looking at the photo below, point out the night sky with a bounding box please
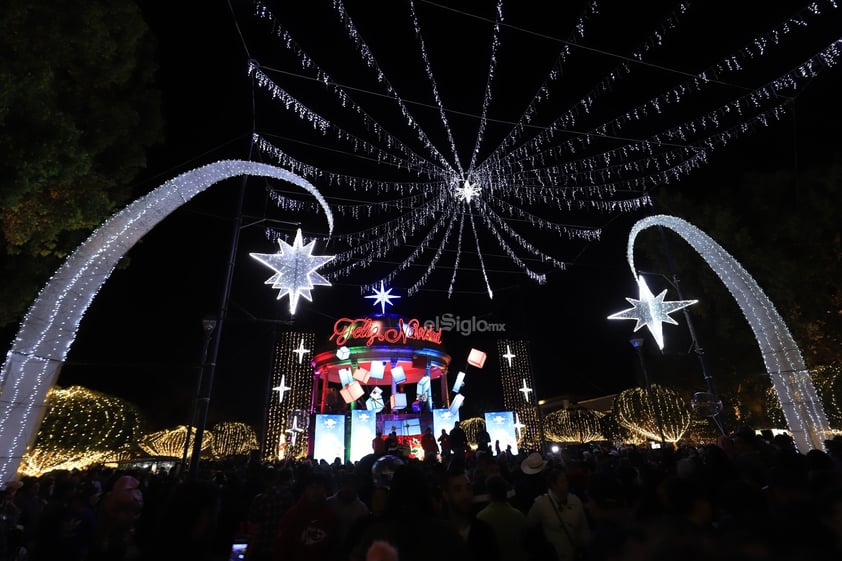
[28,0,842,433]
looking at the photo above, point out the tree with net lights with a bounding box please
[614,384,691,443]
[211,422,260,458]
[19,385,144,476]
[543,408,604,444]
[460,417,486,449]
[139,426,213,459]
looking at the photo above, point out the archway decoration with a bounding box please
[626,214,829,453]
[0,160,333,484]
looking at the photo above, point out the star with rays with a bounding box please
[285,416,304,446]
[272,374,292,403]
[453,179,481,203]
[292,338,310,364]
[519,379,533,401]
[608,274,698,350]
[250,228,335,315]
[365,280,401,314]
[502,345,516,367]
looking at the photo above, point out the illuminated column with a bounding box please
[497,339,542,451]
[263,331,316,461]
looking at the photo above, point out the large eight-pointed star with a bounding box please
[608,275,697,350]
[250,228,335,314]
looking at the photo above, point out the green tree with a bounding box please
[0,0,162,326]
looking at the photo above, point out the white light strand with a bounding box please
[407,0,465,175]
[468,210,494,299]
[253,1,449,171]
[626,215,830,452]
[447,211,466,299]
[466,0,504,173]
[0,161,331,486]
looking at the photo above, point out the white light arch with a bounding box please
[627,214,829,453]
[0,160,334,484]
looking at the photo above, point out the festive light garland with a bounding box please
[250,1,841,298]
[263,331,316,461]
[497,339,542,450]
[625,215,830,452]
[613,385,691,443]
[140,426,213,458]
[0,160,332,486]
[18,386,143,476]
[543,409,605,444]
[460,417,486,450]
[210,422,260,458]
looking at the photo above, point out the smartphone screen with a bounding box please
[230,542,247,561]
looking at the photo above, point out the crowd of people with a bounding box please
[0,426,841,561]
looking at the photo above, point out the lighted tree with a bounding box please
[460,417,486,449]
[614,384,691,443]
[211,422,260,458]
[543,409,604,444]
[140,426,213,458]
[21,385,144,475]
[765,364,842,432]
[0,0,162,326]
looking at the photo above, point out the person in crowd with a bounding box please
[449,422,468,463]
[527,467,589,561]
[274,469,338,561]
[384,431,398,455]
[372,432,386,456]
[438,429,452,462]
[512,452,549,515]
[244,466,295,561]
[326,472,369,554]
[476,474,528,561]
[91,474,144,561]
[441,467,499,561]
[421,427,439,462]
[476,427,491,455]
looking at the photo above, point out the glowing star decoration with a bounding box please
[273,375,292,403]
[365,281,401,314]
[502,345,516,367]
[285,416,304,446]
[519,379,533,401]
[292,339,311,364]
[513,413,526,439]
[608,274,698,350]
[249,228,335,315]
[454,180,481,203]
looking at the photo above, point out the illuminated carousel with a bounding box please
[309,312,453,461]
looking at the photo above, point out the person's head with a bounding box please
[337,472,360,501]
[369,485,389,516]
[485,474,510,502]
[302,471,330,505]
[546,468,569,499]
[441,428,447,435]
[442,469,473,517]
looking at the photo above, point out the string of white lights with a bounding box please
[407,0,466,175]
[626,215,831,452]
[407,212,460,296]
[468,209,494,299]
[447,211,466,298]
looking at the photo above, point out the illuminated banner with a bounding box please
[485,411,519,456]
[432,408,459,441]
[313,414,345,463]
[349,409,377,462]
[330,317,443,346]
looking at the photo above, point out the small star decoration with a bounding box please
[365,281,401,314]
[249,228,335,315]
[608,274,698,350]
[454,180,481,203]
[502,345,516,367]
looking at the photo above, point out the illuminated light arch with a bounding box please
[0,160,333,484]
[627,214,830,452]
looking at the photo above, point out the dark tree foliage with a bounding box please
[0,0,163,326]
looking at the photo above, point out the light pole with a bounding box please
[640,270,726,435]
[182,317,217,474]
[630,337,666,446]
[188,316,218,479]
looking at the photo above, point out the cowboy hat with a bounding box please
[520,452,548,475]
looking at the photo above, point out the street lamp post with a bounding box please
[188,317,218,479]
[182,317,217,474]
[630,337,666,446]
